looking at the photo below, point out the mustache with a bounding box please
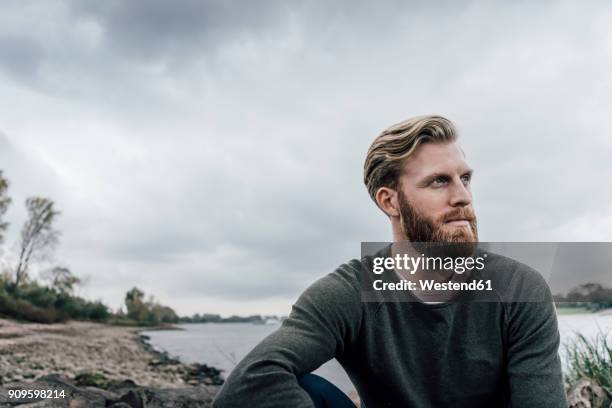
[440,207,476,223]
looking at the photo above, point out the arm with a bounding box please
[505,267,567,407]
[213,262,363,408]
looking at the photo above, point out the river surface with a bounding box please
[142,312,612,394]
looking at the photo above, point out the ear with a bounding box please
[375,187,400,217]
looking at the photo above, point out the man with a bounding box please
[213,115,567,407]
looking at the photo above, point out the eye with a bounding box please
[461,173,472,184]
[431,176,449,186]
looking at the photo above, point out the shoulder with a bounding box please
[479,250,553,302]
[299,258,365,304]
[286,259,367,341]
[478,252,559,340]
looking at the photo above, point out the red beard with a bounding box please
[398,192,478,243]
[398,191,479,257]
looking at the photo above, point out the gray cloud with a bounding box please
[68,0,293,62]
[0,34,45,83]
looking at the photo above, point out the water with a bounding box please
[142,322,355,392]
[142,312,612,394]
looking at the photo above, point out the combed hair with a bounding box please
[363,115,458,205]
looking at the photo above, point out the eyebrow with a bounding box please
[417,168,473,187]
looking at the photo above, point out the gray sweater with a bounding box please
[213,251,567,407]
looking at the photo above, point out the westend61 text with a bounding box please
[373,279,493,291]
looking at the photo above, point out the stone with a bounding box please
[0,376,220,408]
[567,378,611,408]
[107,390,143,408]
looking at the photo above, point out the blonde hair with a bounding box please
[363,115,458,204]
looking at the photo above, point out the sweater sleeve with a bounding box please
[504,265,568,408]
[212,262,363,408]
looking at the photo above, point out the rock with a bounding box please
[11,401,60,407]
[0,375,220,408]
[141,386,219,408]
[181,363,223,386]
[567,378,612,408]
[0,374,108,407]
[107,389,143,408]
[108,379,138,394]
[148,359,162,367]
[107,404,133,408]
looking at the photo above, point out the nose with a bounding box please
[449,176,472,207]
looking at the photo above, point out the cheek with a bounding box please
[410,193,447,220]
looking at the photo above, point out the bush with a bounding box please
[16,283,58,309]
[0,281,110,323]
[0,288,62,323]
[73,372,116,389]
[83,301,111,321]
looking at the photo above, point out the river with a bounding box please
[142,312,612,394]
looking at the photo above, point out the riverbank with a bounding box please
[0,318,223,407]
[556,306,612,316]
[2,317,610,407]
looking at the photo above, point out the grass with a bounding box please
[564,330,612,396]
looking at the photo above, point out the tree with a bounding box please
[42,266,80,294]
[125,287,179,325]
[0,171,11,244]
[14,197,60,287]
[125,287,147,322]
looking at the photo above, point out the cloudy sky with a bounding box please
[1,1,611,316]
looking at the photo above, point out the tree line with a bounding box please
[0,170,177,325]
[554,282,612,311]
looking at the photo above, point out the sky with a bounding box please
[1,0,611,316]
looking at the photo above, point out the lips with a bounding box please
[441,209,475,227]
[445,218,471,226]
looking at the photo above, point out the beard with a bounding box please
[398,189,479,257]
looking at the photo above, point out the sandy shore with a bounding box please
[0,318,209,388]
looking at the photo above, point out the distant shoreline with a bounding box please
[556,306,612,316]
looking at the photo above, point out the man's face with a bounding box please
[397,141,478,243]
